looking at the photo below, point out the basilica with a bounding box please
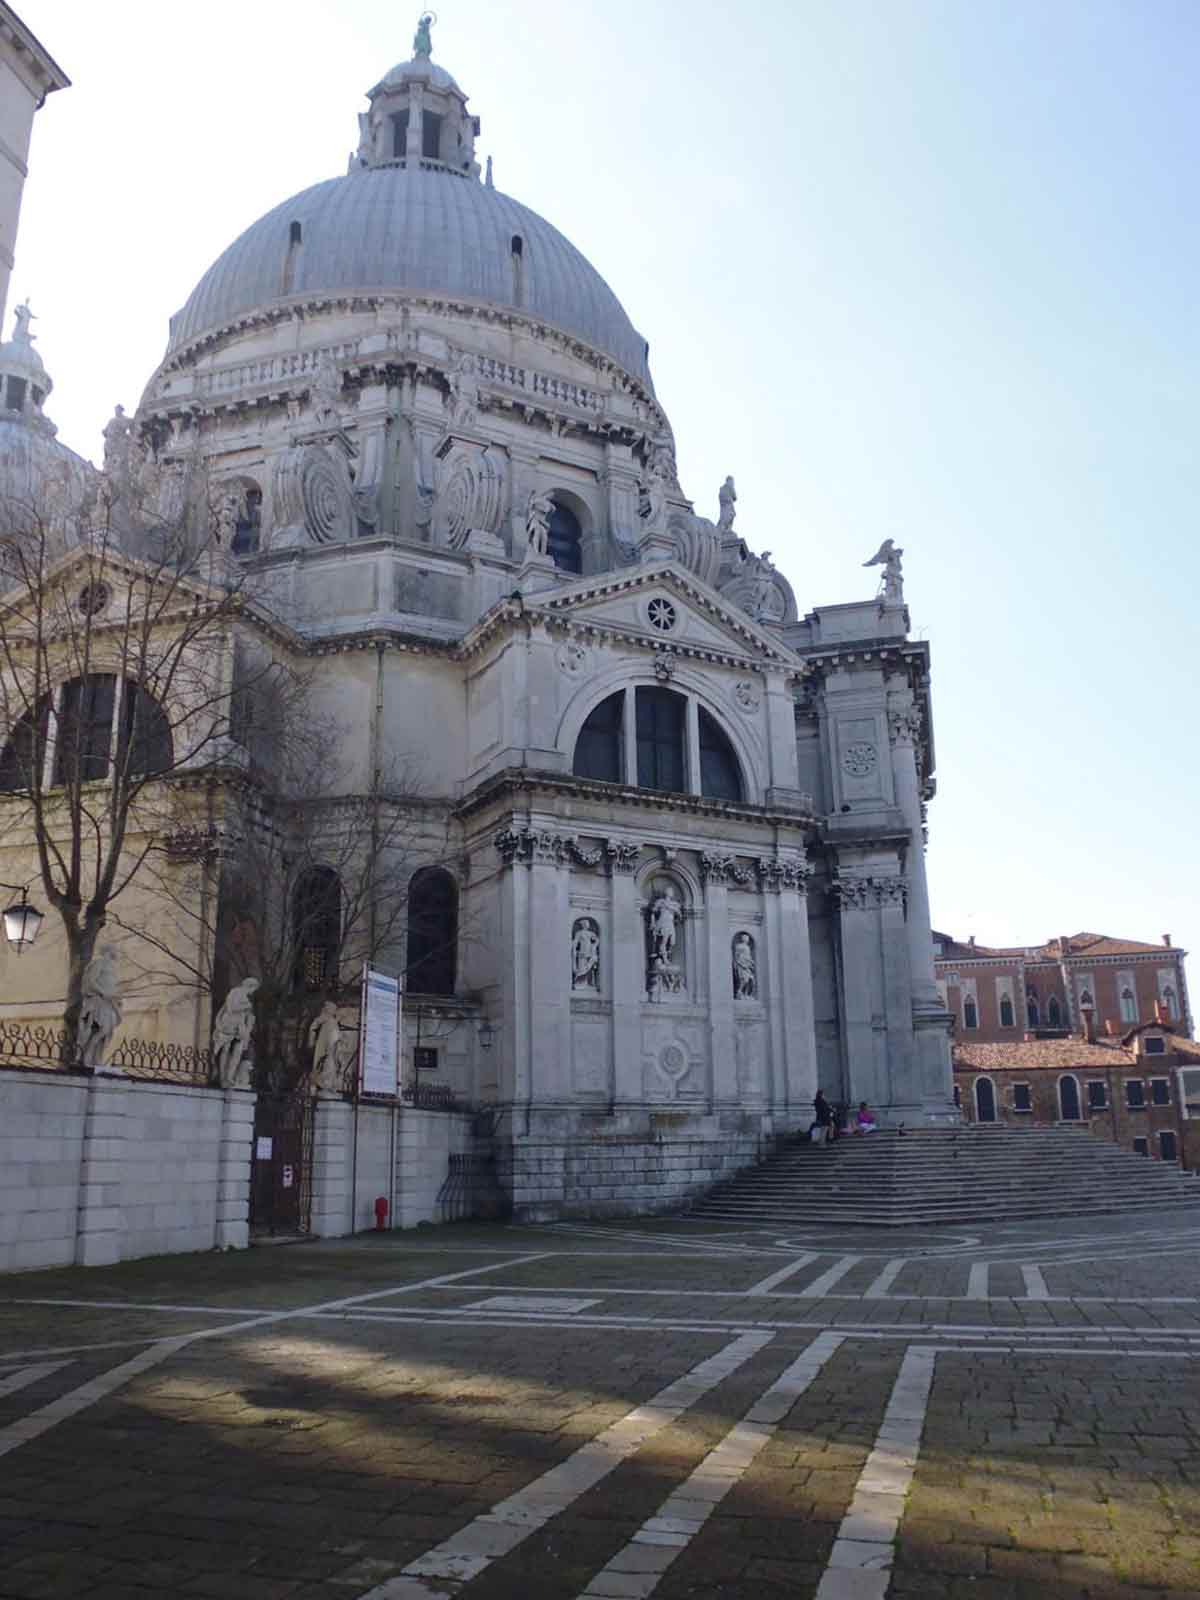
[0,20,955,1218]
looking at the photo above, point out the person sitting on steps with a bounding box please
[854,1101,878,1135]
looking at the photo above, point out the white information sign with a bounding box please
[360,967,401,1097]
[255,1136,273,1160]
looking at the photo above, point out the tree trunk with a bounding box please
[62,915,104,1067]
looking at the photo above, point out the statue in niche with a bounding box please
[638,458,668,531]
[213,977,259,1088]
[717,475,737,533]
[213,486,244,546]
[446,351,479,428]
[646,888,684,1001]
[751,552,777,621]
[307,1000,344,1094]
[732,933,757,999]
[571,918,601,990]
[526,488,554,557]
[102,405,134,480]
[863,538,904,605]
[78,946,122,1069]
[311,350,341,426]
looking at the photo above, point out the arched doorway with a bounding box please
[1058,1075,1081,1121]
[974,1077,997,1123]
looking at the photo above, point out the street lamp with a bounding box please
[1,885,44,954]
[477,1018,496,1051]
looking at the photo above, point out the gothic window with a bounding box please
[406,867,457,996]
[1120,987,1137,1023]
[974,1077,996,1122]
[698,708,742,801]
[1026,989,1040,1027]
[0,694,51,792]
[293,867,341,990]
[1046,995,1061,1028]
[999,995,1015,1029]
[1162,985,1179,1020]
[547,500,582,574]
[963,997,978,1030]
[1058,1075,1081,1121]
[636,687,685,793]
[573,691,623,783]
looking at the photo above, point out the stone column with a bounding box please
[495,828,533,1125]
[75,1071,127,1267]
[768,852,818,1125]
[215,1087,255,1249]
[606,838,644,1109]
[526,831,572,1111]
[889,701,956,1112]
[406,85,424,163]
[685,697,702,796]
[700,854,736,1111]
[309,1097,354,1239]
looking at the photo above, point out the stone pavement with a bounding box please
[2,1208,1200,1598]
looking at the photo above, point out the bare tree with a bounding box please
[0,456,292,1059]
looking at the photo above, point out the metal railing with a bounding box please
[0,1018,213,1085]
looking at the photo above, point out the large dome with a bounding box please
[167,166,652,385]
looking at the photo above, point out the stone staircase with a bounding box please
[689,1125,1200,1227]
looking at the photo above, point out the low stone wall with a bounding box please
[499,1108,780,1222]
[310,1099,481,1237]
[0,1068,253,1273]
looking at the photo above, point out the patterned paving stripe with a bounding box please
[746,1253,819,1295]
[0,1338,191,1461]
[861,1259,909,1298]
[575,1332,844,1599]
[966,1262,990,1299]
[798,1256,864,1297]
[1020,1264,1050,1299]
[0,1362,69,1398]
[353,1330,775,1600]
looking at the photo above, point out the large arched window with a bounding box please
[546,499,582,575]
[1026,988,1040,1028]
[293,867,342,990]
[1058,1074,1082,1122]
[0,694,51,792]
[573,691,622,783]
[571,686,745,802]
[406,867,458,996]
[1119,987,1137,1023]
[0,676,172,791]
[1046,995,1062,1028]
[999,994,1015,1029]
[637,687,685,792]
[698,709,742,802]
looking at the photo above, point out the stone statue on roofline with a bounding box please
[717,475,737,533]
[11,300,35,350]
[413,12,434,57]
[863,538,904,605]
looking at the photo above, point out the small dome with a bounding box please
[166,166,652,384]
[372,55,461,95]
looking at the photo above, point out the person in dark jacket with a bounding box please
[812,1088,834,1147]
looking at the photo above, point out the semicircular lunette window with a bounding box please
[573,691,623,782]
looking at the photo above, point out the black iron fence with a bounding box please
[0,1018,213,1085]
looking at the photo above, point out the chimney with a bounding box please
[967,935,976,950]
[1080,1006,1095,1043]
[1163,933,1172,948]
[1104,1018,1118,1036]
[1155,999,1171,1026]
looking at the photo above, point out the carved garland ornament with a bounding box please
[493,829,622,871]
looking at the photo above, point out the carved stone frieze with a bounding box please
[888,703,923,746]
[494,827,573,867]
[604,838,641,875]
[699,852,737,886]
[831,874,908,911]
[734,679,761,713]
[756,853,811,894]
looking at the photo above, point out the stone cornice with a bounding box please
[0,10,70,99]
[456,766,817,830]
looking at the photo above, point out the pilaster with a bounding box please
[763,852,817,1121]
[75,1072,127,1267]
[699,854,737,1109]
[215,1088,255,1249]
[607,837,644,1108]
[310,1098,354,1239]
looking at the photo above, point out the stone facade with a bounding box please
[0,28,956,1224]
[0,5,68,334]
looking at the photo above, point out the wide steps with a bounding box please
[689,1126,1200,1226]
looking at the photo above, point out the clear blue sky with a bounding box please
[14,0,1199,979]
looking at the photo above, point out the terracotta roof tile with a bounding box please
[935,930,1185,961]
[953,1039,1136,1070]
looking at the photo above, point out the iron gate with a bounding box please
[250,1093,314,1235]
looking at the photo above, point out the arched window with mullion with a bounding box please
[698,708,742,801]
[573,690,623,783]
[636,687,685,793]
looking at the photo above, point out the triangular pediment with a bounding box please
[525,563,800,667]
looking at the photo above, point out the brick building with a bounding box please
[953,1025,1200,1169]
[934,931,1191,1042]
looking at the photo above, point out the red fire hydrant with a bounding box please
[374,1196,389,1231]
